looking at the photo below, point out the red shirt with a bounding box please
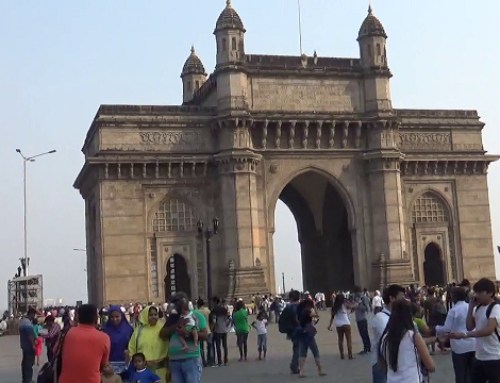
[59,324,110,383]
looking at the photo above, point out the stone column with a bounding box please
[214,119,268,298]
[365,120,413,285]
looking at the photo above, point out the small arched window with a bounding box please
[195,81,200,90]
[367,44,372,57]
[222,38,227,52]
[376,43,382,55]
[239,39,244,53]
[187,81,192,91]
[232,37,237,50]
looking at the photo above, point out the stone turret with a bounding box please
[181,46,207,104]
[357,6,392,114]
[213,0,248,112]
[214,0,246,67]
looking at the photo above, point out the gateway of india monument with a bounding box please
[75,1,498,306]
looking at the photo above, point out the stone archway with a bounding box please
[273,170,355,296]
[423,243,445,286]
[164,253,191,301]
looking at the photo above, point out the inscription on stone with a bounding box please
[252,82,355,112]
[140,132,202,147]
[399,132,451,151]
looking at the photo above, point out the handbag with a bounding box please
[37,328,70,383]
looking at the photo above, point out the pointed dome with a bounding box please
[215,0,245,33]
[181,46,206,77]
[358,5,387,40]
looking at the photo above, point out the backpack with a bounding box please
[485,300,500,343]
[278,305,297,334]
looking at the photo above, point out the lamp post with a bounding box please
[197,217,219,306]
[282,272,286,295]
[16,148,56,276]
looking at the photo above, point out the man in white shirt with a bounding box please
[436,287,475,383]
[451,278,500,382]
[370,284,405,383]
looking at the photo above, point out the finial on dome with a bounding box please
[226,0,232,7]
[191,45,195,54]
[368,0,373,14]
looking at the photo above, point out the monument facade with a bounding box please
[75,1,498,305]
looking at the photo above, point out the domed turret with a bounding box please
[358,5,387,40]
[215,0,245,33]
[181,46,207,77]
[214,0,246,67]
[357,5,388,69]
[357,6,393,114]
[181,46,207,104]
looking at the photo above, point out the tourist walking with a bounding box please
[251,311,268,360]
[278,289,301,374]
[378,300,435,383]
[296,299,326,377]
[128,306,169,383]
[436,287,475,383]
[59,304,111,383]
[211,297,230,366]
[19,307,37,383]
[450,278,500,382]
[196,298,214,367]
[103,305,134,381]
[353,286,372,354]
[44,315,61,362]
[233,300,250,361]
[328,293,354,359]
[371,284,406,383]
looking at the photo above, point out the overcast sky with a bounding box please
[1,1,499,308]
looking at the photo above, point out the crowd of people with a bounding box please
[14,277,500,383]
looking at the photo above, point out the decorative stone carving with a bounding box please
[269,164,279,174]
[302,121,309,149]
[329,121,335,149]
[342,121,349,148]
[399,132,451,151]
[289,121,296,149]
[275,121,282,149]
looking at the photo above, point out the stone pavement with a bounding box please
[0,314,454,383]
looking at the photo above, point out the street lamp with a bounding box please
[197,217,219,306]
[16,149,56,277]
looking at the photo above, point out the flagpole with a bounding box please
[298,0,303,55]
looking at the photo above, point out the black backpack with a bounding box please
[278,305,297,334]
[485,300,500,342]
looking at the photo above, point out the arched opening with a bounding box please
[423,243,445,286]
[274,170,354,297]
[411,191,456,283]
[164,253,191,301]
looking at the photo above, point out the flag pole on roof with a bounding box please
[297,0,303,56]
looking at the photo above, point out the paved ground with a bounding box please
[1,313,454,383]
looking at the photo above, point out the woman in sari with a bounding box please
[128,306,169,383]
[103,305,134,380]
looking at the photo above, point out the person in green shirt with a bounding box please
[232,300,250,361]
[160,293,208,383]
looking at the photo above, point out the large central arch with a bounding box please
[271,168,356,295]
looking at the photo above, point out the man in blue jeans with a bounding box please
[19,307,37,383]
[287,290,301,374]
[160,293,208,383]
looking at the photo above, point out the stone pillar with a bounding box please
[365,120,413,285]
[214,119,267,298]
